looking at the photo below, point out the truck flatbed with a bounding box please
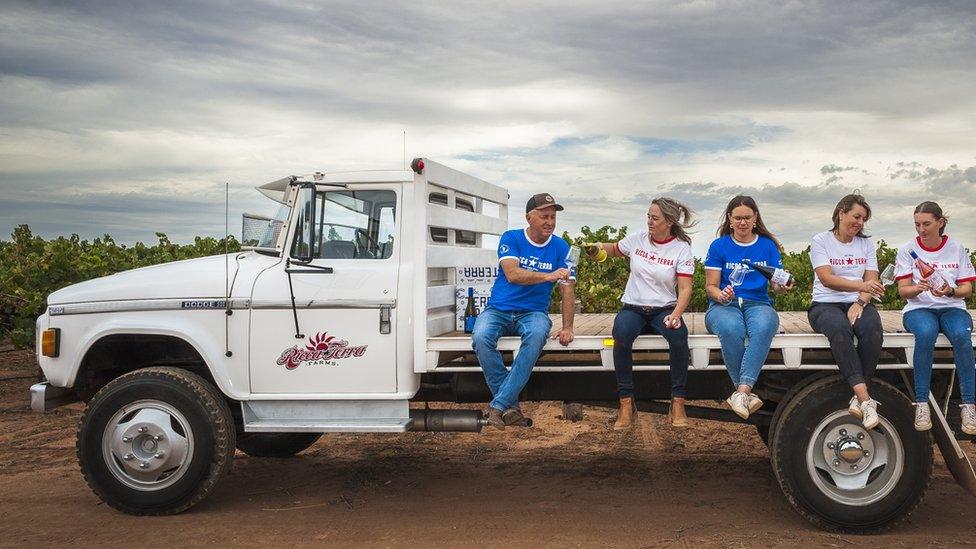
[426,310,976,372]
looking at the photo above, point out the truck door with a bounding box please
[249,185,400,394]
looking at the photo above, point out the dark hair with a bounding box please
[650,196,696,244]
[716,195,782,251]
[914,201,948,235]
[830,193,871,238]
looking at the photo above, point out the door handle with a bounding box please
[379,305,391,334]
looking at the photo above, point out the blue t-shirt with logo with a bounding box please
[488,229,573,312]
[704,234,782,304]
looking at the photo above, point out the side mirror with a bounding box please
[295,183,317,263]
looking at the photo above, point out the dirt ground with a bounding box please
[2,348,975,548]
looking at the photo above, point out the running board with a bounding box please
[241,400,413,433]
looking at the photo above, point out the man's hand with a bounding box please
[553,327,574,346]
[546,268,570,283]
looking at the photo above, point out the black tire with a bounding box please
[767,372,832,449]
[77,367,235,515]
[236,432,322,458]
[770,375,932,534]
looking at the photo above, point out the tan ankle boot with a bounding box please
[613,397,635,430]
[669,398,689,428]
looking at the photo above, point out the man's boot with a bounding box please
[613,396,635,431]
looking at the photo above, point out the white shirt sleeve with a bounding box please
[616,233,636,257]
[676,244,695,277]
[810,232,829,269]
[957,244,976,284]
[864,238,879,272]
[894,244,913,281]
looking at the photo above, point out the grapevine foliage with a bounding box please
[0,225,239,347]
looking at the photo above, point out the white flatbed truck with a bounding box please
[30,158,976,533]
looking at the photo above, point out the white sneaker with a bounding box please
[860,399,880,430]
[913,403,932,431]
[747,393,763,414]
[848,396,863,419]
[961,404,976,436]
[727,391,750,419]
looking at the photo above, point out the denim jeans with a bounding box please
[705,299,779,388]
[808,301,883,388]
[611,304,689,398]
[472,306,552,411]
[903,307,975,404]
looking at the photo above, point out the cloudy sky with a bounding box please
[2,0,975,258]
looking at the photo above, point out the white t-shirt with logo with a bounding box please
[895,235,976,312]
[616,232,695,308]
[810,231,879,303]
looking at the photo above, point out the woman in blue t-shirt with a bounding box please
[704,196,794,419]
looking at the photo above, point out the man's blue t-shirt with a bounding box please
[488,229,573,312]
[704,234,782,304]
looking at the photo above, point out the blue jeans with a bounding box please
[472,306,552,411]
[612,304,689,398]
[705,299,779,388]
[903,307,975,404]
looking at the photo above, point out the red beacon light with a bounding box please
[410,158,425,174]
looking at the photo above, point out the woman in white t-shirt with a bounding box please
[807,193,886,429]
[585,197,696,430]
[894,201,976,434]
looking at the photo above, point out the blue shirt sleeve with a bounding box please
[497,230,519,262]
[704,237,724,269]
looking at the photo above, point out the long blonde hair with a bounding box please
[651,196,696,244]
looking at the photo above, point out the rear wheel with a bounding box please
[77,367,235,515]
[770,376,931,534]
[236,432,322,458]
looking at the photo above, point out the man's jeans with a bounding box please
[705,299,779,388]
[472,306,552,411]
[903,307,975,404]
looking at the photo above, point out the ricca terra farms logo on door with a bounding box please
[276,332,368,370]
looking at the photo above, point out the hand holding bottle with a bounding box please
[583,243,608,262]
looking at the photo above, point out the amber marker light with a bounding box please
[41,328,60,357]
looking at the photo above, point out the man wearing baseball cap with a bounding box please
[472,193,576,429]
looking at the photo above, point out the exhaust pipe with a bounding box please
[409,409,486,432]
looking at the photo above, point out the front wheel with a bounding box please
[770,376,932,534]
[77,367,236,515]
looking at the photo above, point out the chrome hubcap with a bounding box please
[102,400,194,491]
[807,410,903,506]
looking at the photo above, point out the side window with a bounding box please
[428,192,476,245]
[291,189,396,260]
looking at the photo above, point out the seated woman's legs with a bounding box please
[740,302,779,389]
[705,302,747,387]
[903,308,939,403]
[939,308,976,405]
[647,307,690,425]
[611,307,646,429]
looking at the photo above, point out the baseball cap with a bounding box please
[525,193,564,213]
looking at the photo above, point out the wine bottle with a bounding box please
[740,258,792,286]
[583,243,608,263]
[463,287,478,333]
[908,250,949,291]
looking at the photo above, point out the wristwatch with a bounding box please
[947,286,956,297]
[855,298,868,308]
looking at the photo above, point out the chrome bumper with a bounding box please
[29,382,78,412]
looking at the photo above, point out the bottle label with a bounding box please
[771,269,791,286]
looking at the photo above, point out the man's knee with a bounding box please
[472,325,499,351]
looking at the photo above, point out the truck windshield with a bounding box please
[243,204,290,250]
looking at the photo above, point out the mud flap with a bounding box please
[929,393,976,495]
